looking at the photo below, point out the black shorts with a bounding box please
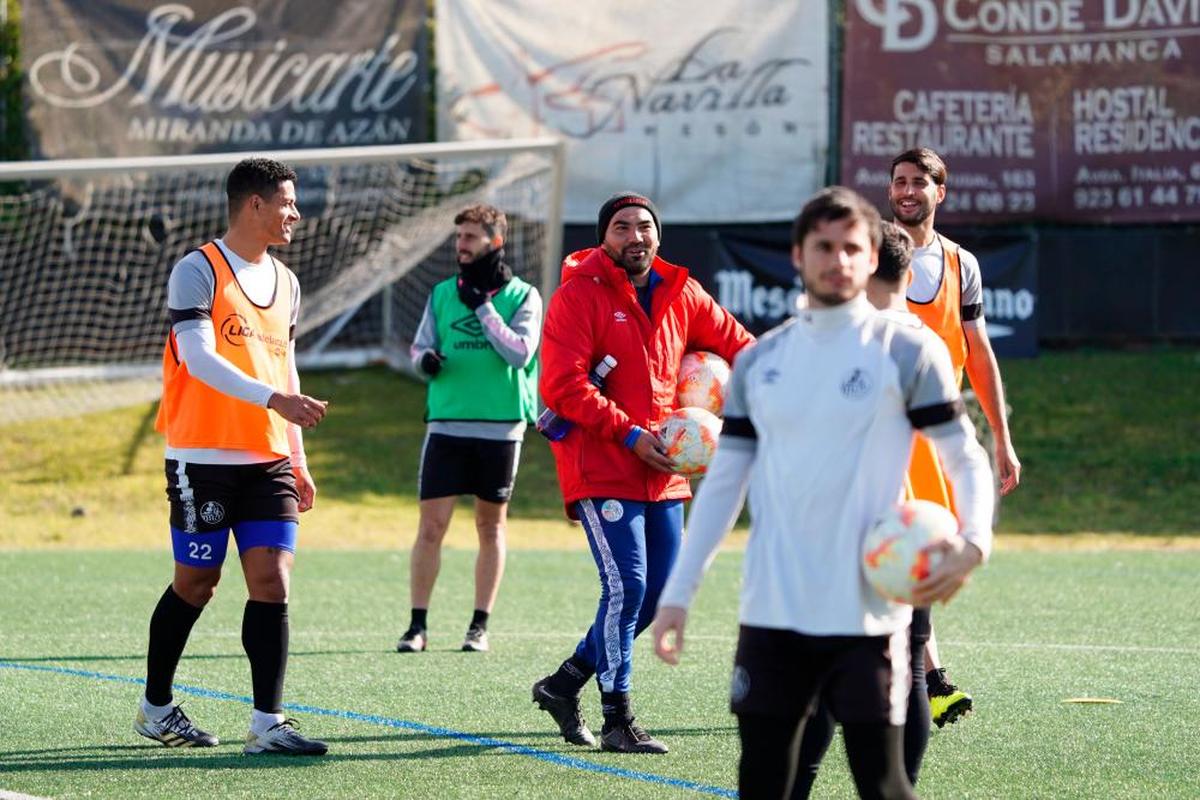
[418,433,520,503]
[730,625,910,727]
[165,458,300,533]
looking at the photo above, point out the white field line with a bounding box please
[3,631,1198,656]
[0,790,52,800]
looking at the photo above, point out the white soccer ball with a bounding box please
[862,500,960,604]
[658,407,722,477]
[676,351,732,416]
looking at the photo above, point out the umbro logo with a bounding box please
[763,368,781,384]
[840,368,872,399]
[450,314,483,337]
[613,311,628,322]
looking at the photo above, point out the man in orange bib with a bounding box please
[890,147,1022,727]
[136,158,330,755]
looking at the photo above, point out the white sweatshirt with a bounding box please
[659,294,994,636]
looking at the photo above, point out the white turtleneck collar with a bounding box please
[795,293,874,331]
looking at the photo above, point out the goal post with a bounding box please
[0,137,567,425]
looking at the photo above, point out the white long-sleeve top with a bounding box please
[659,295,994,637]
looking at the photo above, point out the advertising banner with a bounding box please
[711,233,804,335]
[22,1,427,158]
[969,232,1039,357]
[436,0,829,223]
[700,228,1036,356]
[842,0,1200,223]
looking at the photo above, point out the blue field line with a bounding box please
[0,661,737,798]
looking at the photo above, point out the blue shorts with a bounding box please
[165,458,300,568]
[170,519,299,568]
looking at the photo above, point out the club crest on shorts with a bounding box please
[730,665,751,704]
[600,499,624,523]
[199,500,225,526]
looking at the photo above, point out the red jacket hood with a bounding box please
[560,247,688,294]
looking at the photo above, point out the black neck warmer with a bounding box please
[460,247,512,291]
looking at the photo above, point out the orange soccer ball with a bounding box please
[862,500,961,604]
[658,407,723,477]
[676,352,732,417]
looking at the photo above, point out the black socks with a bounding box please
[144,586,204,706]
[601,691,634,732]
[409,609,492,636]
[546,654,593,697]
[926,666,952,696]
[411,608,490,633]
[242,599,289,714]
[145,586,290,715]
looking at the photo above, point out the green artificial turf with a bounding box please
[1,548,1197,799]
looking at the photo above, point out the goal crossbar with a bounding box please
[0,138,565,180]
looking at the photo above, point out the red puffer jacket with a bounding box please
[540,246,754,517]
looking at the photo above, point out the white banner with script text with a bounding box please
[436,0,828,223]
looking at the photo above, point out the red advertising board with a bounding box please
[841,1,1200,223]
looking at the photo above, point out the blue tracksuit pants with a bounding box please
[573,497,683,693]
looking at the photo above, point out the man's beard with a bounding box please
[603,243,654,277]
[807,288,855,307]
[802,268,859,307]
[890,199,933,226]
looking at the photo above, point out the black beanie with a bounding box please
[596,192,661,243]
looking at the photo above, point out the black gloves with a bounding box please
[420,350,446,377]
[457,276,489,311]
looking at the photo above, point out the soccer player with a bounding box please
[792,222,941,797]
[652,187,994,798]
[531,192,753,754]
[139,158,329,754]
[890,147,1021,724]
[396,204,541,654]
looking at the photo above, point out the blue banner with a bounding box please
[706,229,1037,356]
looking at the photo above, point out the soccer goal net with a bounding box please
[0,138,566,425]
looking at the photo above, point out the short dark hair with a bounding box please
[890,147,948,186]
[226,158,297,217]
[874,221,914,284]
[454,203,508,242]
[792,186,883,249]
